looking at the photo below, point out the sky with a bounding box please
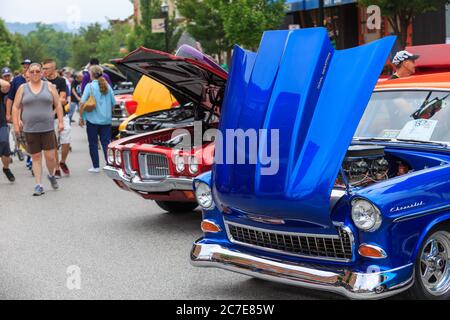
[0,0,134,24]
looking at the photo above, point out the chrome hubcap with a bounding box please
[420,231,450,296]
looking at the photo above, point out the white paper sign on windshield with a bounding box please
[397,119,438,141]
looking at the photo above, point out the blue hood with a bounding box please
[214,28,396,230]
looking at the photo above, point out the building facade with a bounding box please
[285,0,450,49]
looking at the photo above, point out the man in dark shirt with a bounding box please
[69,72,83,123]
[43,59,71,178]
[5,59,31,123]
[81,58,112,94]
[0,78,15,182]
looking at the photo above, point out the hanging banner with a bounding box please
[151,18,166,33]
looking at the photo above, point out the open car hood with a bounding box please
[116,46,228,112]
[214,28,395,231]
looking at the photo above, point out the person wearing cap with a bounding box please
[6,59,32,123]
[6,59,33,171]
[390,50,420,80]
[1,67,13,83]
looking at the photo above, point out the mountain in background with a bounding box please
[6,22,109,34]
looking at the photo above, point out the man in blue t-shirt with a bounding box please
[5,59,31,123]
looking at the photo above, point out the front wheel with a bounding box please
[408,227,450,300]
[155,201,198,213]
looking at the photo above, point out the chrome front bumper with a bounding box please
[103,165,193,193]
[190,242,414,300]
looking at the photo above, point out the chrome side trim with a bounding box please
[224,221,354,263]
[393,204,450,223]
[190,242,414,300]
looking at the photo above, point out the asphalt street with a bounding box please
[0,119,340,300]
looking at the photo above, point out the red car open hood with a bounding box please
[116,47,228,112]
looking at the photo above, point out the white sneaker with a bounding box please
[88,168,101,173]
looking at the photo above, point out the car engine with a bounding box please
[336,145,390,188]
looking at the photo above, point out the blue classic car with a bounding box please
[190,28,450,299]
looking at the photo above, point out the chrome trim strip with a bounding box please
[224,221,354,263]
[190,243,414,300]
[393,204,450,223]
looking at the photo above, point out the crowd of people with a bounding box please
[0,58,117,196]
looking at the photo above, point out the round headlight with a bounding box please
[115,150,122,166]
[175,155,185,173]
[189,156,199,174]
[351,199,382,232]
[107,149,115,165]
[195,182,214,210]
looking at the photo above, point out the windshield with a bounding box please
[355,90,450,144]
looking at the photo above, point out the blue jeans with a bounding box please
[69,102,79,122]
[86,121,111,169]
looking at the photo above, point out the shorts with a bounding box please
[54,116,71,145]
[0,142,11,157]
[24,131,57,155]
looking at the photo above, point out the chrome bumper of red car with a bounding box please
[190,242,414,300]
[104,165,193,193]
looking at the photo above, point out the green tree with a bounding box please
[177,0,231,62]
[129,0,182,53]
[97,23,133,63]
[358,0,450,48]
[0,19,21,70]
[220,0,286,50]
[14,24,75,68]
[70,23,106,68]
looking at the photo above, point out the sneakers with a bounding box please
[60,162,70,176]
[3,168,15,182]
[54,169,62,179]
[88,168,101,173]
[33,185,45,196]
[48,174,59,190]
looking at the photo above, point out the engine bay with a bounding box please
[335,145,411,188]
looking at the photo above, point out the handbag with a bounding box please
[81,86,97,113]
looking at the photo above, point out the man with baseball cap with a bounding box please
[1,67,13,83]
[390,50,420,80]
[6,59,33,170]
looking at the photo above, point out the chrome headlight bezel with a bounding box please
[107,149,115,165]
[189,156,199,175]
[115,150,122,166]
[195,181,215,210]
[351,198,382,232]
[175,154,185,173]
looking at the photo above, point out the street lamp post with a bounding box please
[318,0,325,27]
[160,2,169,52]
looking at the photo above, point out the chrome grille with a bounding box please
[226,222,353,262]
[138,153,170,179]
[123,151,133,176]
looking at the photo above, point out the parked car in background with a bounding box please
[191,28,450,300]
[104,46,227,213]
